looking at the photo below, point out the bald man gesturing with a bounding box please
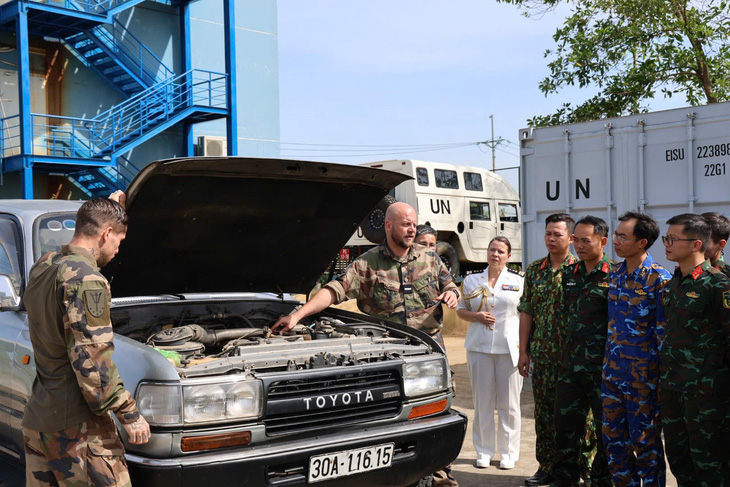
[273,202,459,344]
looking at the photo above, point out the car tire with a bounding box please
[408,475,434,487]
[361,194,396,243]
[436,241,460,278]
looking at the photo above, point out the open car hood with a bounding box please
[103,157,409,297]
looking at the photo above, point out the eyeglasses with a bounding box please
[661,236,698,246]
[613,231,638,242]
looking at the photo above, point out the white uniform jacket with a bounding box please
[459,266,524,367]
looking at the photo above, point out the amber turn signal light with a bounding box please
[181,431,252,452]
[408,398,448,420]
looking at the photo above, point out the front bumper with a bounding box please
[127,409,467,487]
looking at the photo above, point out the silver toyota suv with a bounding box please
[0,157,466,487]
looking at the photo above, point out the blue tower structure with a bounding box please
[0,0,280,199]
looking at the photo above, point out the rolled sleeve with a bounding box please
[324,260,362,304]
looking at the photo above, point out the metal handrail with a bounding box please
[0,70,226,158]
[88,19,174,87]
[87,69,227,153]
[29,0,129,15]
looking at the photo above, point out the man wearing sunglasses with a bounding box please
[661,213,730,486]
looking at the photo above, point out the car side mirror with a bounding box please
[0,275,21,309]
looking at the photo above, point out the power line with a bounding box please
[281,142,478,158]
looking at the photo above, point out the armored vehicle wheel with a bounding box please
[361,194,397,243]
[436,241,460,278]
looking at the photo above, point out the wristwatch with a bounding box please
[449,288,460,299]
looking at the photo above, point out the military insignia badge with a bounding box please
[598,282,610,288]
[635,289,647,296]
[685,291,700,299]
[84,289,106,318]
[724,290,730,309]
[502,284,520,291]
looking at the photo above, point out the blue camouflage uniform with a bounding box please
[602,254,671,487]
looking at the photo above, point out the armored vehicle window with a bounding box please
[499,203,519,222]
[435,169,458,189]
[469,201,491,221]
[0,217,23,295]
[464,172,483,191]
[34,213,76,260]
[416,168,429,186]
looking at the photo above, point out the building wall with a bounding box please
[0,0,280,198]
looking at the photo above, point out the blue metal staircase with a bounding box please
[63,19,174,97]
[0,0,233,198]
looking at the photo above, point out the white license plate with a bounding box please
[308,442,394,483]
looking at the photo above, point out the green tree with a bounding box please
[500,0,730,126]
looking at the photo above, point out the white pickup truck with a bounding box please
[341,159,522,277]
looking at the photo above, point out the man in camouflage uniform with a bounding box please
[602,211,671,487]
[551,215,613,487]
[21,195,150,487]
[518,213,596,486]
[661,213,730,486]
[273,201,459,486]
[701,211,730,277]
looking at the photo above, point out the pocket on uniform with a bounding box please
[372,277,400,311]
[413,275,439,308]
[86,437,128,486]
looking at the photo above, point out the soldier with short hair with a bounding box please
[21,193,150,487]
[517,213,596,486]
[273,201,460,486]
[661,213,730,486]
[701,211,730,277]
[551,215,614,487]
[602,211,671,487]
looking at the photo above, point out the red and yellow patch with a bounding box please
[686,291,700,299]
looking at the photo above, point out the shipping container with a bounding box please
[520,101,730,269]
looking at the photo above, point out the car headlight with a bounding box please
[402,357,448,398]
[183,380,263,424]
[137,379,263,426]
[137,383,182,426]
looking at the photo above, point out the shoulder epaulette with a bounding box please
[507,267,525,277]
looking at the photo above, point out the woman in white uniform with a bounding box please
[457,236,523,470]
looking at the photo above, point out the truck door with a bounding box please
[497,202,521,249]
[465,200,497,250]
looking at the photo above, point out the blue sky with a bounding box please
[277,1,684,191]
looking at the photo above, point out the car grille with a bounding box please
[264,369,402,436]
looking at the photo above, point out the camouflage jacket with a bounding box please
[660,260,730,395]
[325,242,457,333]
[714,255,730,278]
[22,245,139,432]
[561,254,614,370]
[517,253,577,363]
[604,254,671,389]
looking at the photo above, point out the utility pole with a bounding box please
[480,114,503,172]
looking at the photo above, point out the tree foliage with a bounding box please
[499,0,730,126]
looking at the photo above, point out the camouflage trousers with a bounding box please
[532,359,596,476]
[552,366,611,487]
[23,412,131,487]
[601,379,665,487]
[660,388,730,487]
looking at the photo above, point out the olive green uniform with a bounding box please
[660,260,730,486]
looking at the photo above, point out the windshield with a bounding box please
[34,213,77,261]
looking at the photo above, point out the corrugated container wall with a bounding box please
[520,101,730,270]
